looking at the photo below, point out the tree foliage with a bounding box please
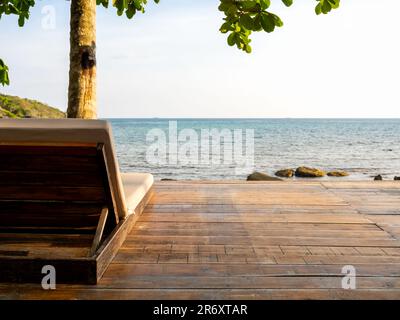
[0,59,10,86]
[0,0,340,86]
[0,0,35,27]
[219,0,340,53]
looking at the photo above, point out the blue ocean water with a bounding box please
[109,118,400,180]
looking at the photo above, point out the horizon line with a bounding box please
[101,117,400,120]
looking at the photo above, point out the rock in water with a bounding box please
[327,170,349,177]
[374,175,383,181]
[295,166,326,178]
[394,176,400,181]
[161,178,177,181]
[247,172,283,181]
[275,169,295,178]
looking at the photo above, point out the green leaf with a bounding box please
[18,15,25,27]
[227,4,238,16]
[282,0,293,7]
[114,0,125,15]
[321,0,332,14]
[272,14,284,27]
[96,0,109,8]
[314,0,340,15]
[260,0,271,10]
[245,44,252,54]
[239,14,254,30]
[0,59,10,86]
[253,14,262,31]
[328,0,340,9]
[219,22,232,33]
[218,3,231,12]
[227,32,237,46]
[126,5,136,19]
[315,3,322,15]
[133,0,142,10]
[260,13,275,33]
[234,23,241,32]
[240,1,257,10]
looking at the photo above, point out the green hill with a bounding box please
[0,93,65,119]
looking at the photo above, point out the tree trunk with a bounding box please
[67,0,97,119]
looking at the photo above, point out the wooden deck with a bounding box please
[2,181,400,299]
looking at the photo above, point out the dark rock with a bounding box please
[374,175,383,181]
[394,176,400,181]
[275,169,294,178]
[327,170,349,177]
[161,178,177,181]
[247,172,283,181]
[295,166,325,178]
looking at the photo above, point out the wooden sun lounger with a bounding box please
[0,119,154,284]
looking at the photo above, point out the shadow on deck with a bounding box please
[2,181,400,299]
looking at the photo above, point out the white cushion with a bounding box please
[121,173,154,215]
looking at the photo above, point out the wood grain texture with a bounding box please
[0,143,118,284]
[1,181,400,299]
[0,144,107,234]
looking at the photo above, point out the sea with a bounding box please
[109,118,400,181]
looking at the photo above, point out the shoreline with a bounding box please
[156,178,400,182]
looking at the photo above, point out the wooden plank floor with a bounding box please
[2,181,400,300]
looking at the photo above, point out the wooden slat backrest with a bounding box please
[0,143,116,235]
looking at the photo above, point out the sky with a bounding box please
[1,0,399,118]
